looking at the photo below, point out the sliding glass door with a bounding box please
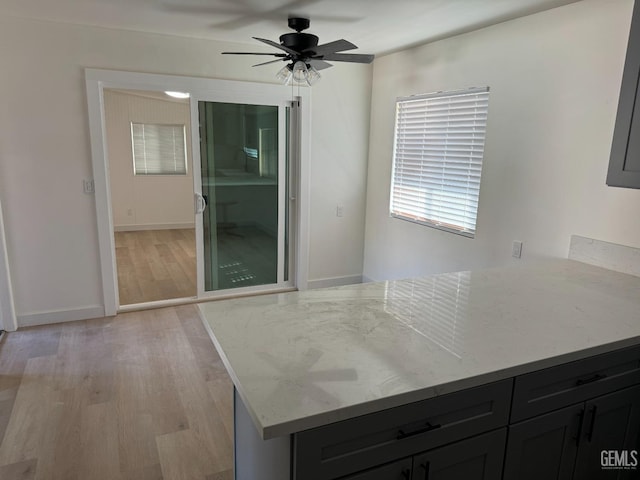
[195,98,295,295]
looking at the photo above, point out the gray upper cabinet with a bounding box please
[608,0,640,188]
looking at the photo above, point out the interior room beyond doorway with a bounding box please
[104,88,196,306]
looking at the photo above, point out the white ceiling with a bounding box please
[0,0,581,55]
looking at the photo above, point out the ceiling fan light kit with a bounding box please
[276,64,293,85]
[222,17,374,86]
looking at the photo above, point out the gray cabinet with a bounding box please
[505,385,640,480]
[342,458,412,480]
[340,429,507,480]
[503,404,582,480]
[293,380,512,480]
[511,345,640,422]
[412,428,506,480]
[282,346,640,480]
[573,385,640,480]
[608,0,640,188]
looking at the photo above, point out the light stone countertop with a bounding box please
[198,259,640,440]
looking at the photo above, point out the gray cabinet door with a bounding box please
[503,403,583,480]
[411,429,506,480]
[342,458,412,480]
[573,384,640,480]
[608,0,640,188]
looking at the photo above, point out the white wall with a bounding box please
[0,17,372,324]
[363,0,640,281]
[104,90,194,230]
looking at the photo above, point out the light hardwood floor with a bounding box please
[0,305,233,480]
[115,229,196,306]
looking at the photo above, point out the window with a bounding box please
[131,123,187,175]
[390,87,489,237]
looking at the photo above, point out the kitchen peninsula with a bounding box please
[199,245,640,480]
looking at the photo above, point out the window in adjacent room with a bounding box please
[131,123,187,175]
[390,87,489,237]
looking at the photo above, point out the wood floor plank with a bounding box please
[0,355,60,465]
[78,402,122,480]
[163,331,233,472]
[206,469,234,480]
[0,459,38,480]
[121,463,164,480]
[38,387,85,480]
[115,229,196,305]
[0,306,234,480]
[156,429,226,480]
[115,389,159,473]
[176,310,230,423]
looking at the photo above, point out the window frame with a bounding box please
[130,122,188,176]
[389,87,489,238]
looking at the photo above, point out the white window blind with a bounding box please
[390,87,489,237]
[131,123,187,175]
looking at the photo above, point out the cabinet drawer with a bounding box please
[511,345,640,422]
[293,379,512,480]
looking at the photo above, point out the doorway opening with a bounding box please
[103,88,196,306]
[85,70,311,315]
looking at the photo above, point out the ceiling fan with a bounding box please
[222,17,374,86]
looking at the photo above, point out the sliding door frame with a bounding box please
[192,92,296,299]
[85,69,311,316]
[0,199,17,332]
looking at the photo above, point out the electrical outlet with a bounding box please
[512,240,523,259]
[336,205,344,217]
[83,179,95,194]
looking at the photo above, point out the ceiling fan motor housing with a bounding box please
[279,32,319,55]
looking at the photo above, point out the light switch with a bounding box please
[83,179,95,194]
[512,240,523,259]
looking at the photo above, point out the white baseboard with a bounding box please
[361,275,376,283]
[307,274,363,290]
[114,223,195,232]
[17,305,106,328]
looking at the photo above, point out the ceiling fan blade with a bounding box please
[321,53,375,64]
[308,59,333,71]
[304,39,357,56]
[222,52,288,56]
[252,59,287,67]
[253,37,300,56]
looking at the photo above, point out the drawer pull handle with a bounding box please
[401,468,411,480]
[576,373,607,386]
[587,405,598,442]
[397,422,441,440]
[573,409,586,446]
